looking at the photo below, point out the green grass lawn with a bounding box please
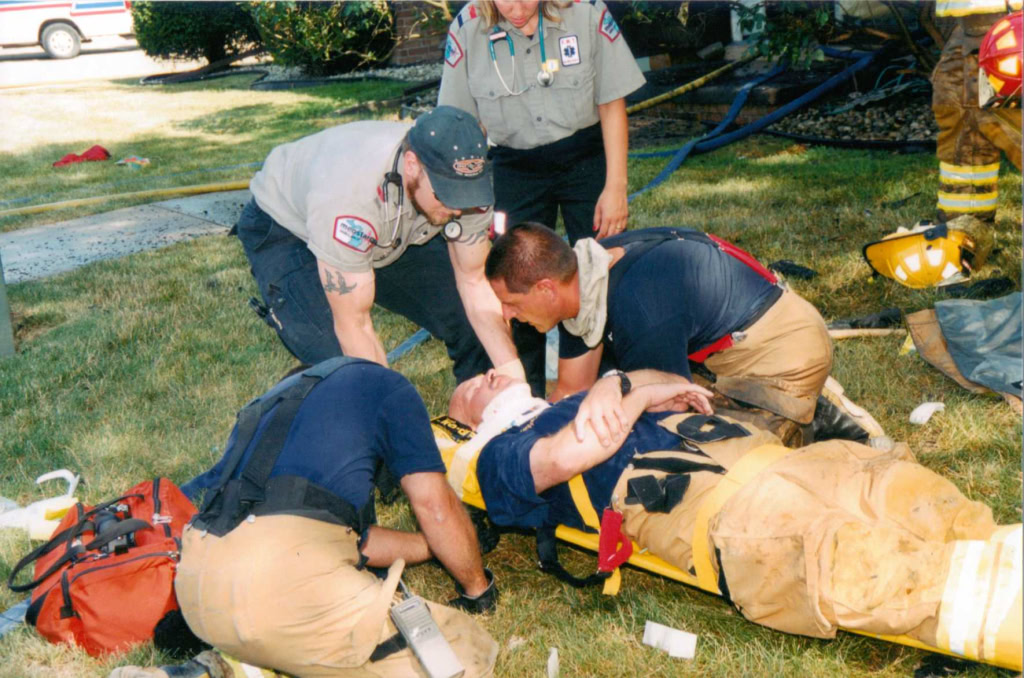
[0,75,1021,677]
[0,73,408,231]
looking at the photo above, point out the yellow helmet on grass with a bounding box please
[862,221,975,289]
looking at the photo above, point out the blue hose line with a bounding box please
[822,46,874,60]
[627,64,787,200]
[0,598,28,638]
[629,63,787,161]
[627,48,880,202]
[692,51,876,151]
[386,327,431,364]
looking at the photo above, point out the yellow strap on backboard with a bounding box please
[567,474,602,531]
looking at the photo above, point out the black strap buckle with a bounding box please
[248,296,269,319]
[675,415,750,443]
[536,526,607,589]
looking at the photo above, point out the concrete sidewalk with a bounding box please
[0,190,561,375]
[0,190,250,283]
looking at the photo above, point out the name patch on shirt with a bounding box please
[445,32,464,67]
[598,9,621,42]
[333,216,377,253]
[559,35,581,66]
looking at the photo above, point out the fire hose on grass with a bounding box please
[627,46,882,201]
[0,181,251,219]
[1,48,889,367]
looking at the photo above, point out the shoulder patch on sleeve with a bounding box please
[597,8,621,42]
[333,216,377,253]
[456,3,478,27]
[445,32,464,68]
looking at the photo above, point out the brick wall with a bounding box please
[391,2,447,65]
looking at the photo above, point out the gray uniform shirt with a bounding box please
[249,121,492,273]
[438,0,645,150]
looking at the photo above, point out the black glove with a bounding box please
[468,506,501,554]
[448,568,498,614]
[767,259,818,280]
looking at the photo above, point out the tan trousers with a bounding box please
[932,19,1023,222]
[176,515,497,678]
[611,420,1019,665]
[704,290,832,425]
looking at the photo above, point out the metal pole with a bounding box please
[0,250,15,357]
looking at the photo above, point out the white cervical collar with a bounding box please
[479,383,549,431]
[446,384,549,502]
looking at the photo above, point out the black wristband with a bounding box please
[603,369,631,396]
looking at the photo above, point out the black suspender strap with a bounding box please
[199,386,289,514]
[223,356,360,505]
[237,384,316,503]
[197,356,366,534]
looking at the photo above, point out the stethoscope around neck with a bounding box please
[488,11,555,95]
[376,148,463,250]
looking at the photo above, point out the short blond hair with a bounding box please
[475,1,572,30]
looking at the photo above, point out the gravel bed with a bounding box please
[768,92,938,142]
[256,60,937,144]
[257,61,443,83]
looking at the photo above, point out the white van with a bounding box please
[0,1,134,59]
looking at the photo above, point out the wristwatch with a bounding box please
[602,369,632,396]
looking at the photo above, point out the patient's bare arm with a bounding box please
[530,380,713,493]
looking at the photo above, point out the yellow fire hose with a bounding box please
[4,56,754,219]
[625,53,756,115]
[0,180,251,219]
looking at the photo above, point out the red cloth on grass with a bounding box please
[53,145,111,167]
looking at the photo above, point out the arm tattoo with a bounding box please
[458,229,490,245]
[322,270,356,295]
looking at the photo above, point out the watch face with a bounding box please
[443,220,463,240]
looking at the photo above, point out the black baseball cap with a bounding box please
[409,106,494,210]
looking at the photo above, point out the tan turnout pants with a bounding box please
[932,17,1023,222]
[704,289,833,425]
[611,415,1019,665]
[175,515,497,678]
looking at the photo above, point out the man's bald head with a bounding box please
[448,370,519,429]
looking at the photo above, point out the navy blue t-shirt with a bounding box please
[476,393,684,530]
[559,230,779,379]
[203,362,444,512]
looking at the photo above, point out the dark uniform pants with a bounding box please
[235,198,491,383]
[491,124,607,396]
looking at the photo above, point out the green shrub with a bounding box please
[250,1,395,77]
[738,1,836,69]
[132,1,262,64]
